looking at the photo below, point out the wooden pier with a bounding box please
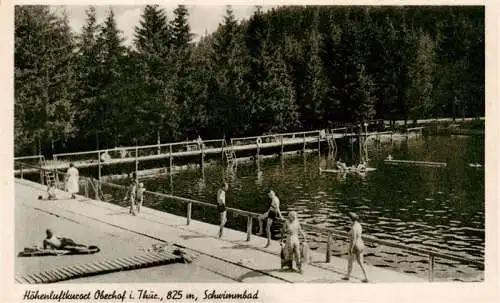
[14,128,417,173]
[384,159,447,167]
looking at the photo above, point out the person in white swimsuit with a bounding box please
[283,211,307,273]
[136,183,145,214]
[342,212,369,283]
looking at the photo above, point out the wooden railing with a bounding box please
[14,155,45,162]
[53,138,226,163]
[92,178,483,282]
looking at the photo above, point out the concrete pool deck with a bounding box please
[15,178,425,283]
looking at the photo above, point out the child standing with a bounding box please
[136,183,145,214]
[127,179,138,216]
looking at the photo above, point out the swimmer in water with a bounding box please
[386,154,393,160]
[217,182,229,238]
[258,190,284,247]
[336,159,348,171]
[342,212,369,283]
[357,160,367,172]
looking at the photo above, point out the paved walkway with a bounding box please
[15,178,424,283]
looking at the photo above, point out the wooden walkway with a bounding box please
[14,130,404,173]
[15,178,425,283]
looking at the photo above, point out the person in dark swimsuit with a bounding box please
[258,190,284,247]
[217,182,229,238]
[43,229,86,250]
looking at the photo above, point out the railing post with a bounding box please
[302,133,306,154]
[169,144,173,173]
[326,232,332,263]
[256,142,260,161]
[187,202,192,225]
[317,134,321,157]
[94,179,100,200]
[157,131,161,155]
[201,141,205,169]
[84,179,89,198]
[135,147,139,177]
[20,164,23,179]
[280,135,284,158]
[428,254,435,282]
[97,151,101,182]
[221,141,225,162]
[246,215,253,241]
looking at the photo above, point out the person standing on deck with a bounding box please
[127,179,138,216]
[282,211,308,273]
[217,182,229,238]
[65,163,79,199]
[136,183,145,214]
[342,212,369,283]
[258,190,284,248]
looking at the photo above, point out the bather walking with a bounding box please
[217,182,229,238]
[342,212,369,283]
[258,190,284,247]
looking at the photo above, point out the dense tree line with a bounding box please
[14,5,484,156]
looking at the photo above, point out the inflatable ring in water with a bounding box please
[256,137,262,146]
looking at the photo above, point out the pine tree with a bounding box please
[169,5,193,50]
[208,6,249,137]
[407,30,435,122]
[133,5,174,143]
[74,6,101,149]
[15,6,77,155]
[95,8,127,147]
[134,5,171,54]
[351,63,377,124]
[301,27,329,129]
[262,46,299,133]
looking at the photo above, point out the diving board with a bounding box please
[384,159,447,167]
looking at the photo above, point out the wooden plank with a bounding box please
[384,159,447,167]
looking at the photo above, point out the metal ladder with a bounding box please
[326,129,338,154]
[41,158,60,188]
[222,140,237,165]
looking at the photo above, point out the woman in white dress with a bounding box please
[65,163,79,199]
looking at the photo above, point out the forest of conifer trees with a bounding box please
[14,5,484,156]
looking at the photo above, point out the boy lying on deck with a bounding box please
[38,182,57,200]
[43,229,87,251]
[18,229,99,257]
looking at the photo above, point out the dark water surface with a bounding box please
[137,135,484,281]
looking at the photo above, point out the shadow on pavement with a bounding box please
[180,234,212,240]
[237,268,296,282]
